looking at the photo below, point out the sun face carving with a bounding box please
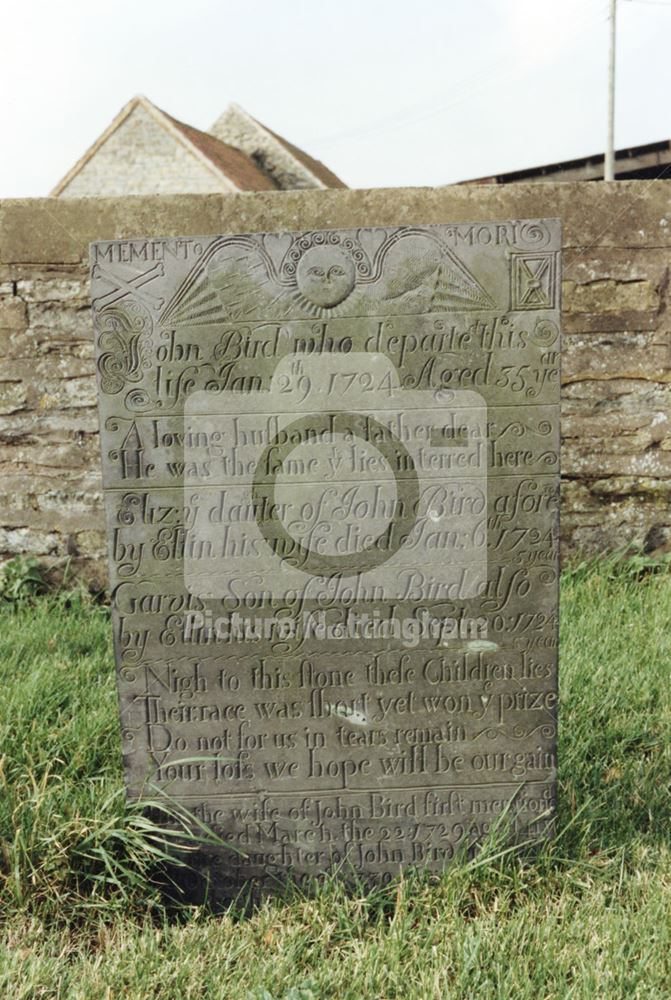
[295,246,356,310]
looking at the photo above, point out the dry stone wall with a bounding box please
[0,183,669,588]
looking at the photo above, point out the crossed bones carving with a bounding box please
[92,261,165,311]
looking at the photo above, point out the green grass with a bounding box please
[0,560,670,999]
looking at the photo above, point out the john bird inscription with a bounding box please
[91,220,561,900]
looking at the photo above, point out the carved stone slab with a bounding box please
[91,221,561,901]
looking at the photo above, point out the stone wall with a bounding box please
[0,184,669,587]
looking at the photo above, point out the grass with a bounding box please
[0,558,670,998]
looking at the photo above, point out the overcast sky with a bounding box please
[1,0,669,198]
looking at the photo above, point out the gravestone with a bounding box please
[92,220,560,901]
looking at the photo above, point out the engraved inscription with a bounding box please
[92,221,561,901]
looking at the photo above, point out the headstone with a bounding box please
[92,220,560,901]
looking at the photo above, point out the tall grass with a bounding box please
[0,592,220,925]
[0,560,669,998]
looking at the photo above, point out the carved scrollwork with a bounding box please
[473,726,507,740]
[518,222,551,249]
[497,421,525,438]
[511,724,556,740]
[125,388,155,413]
[530,318,559,348]
[95,302,153,394]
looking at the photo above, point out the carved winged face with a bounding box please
[296,246,356,308]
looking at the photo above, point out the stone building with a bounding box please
[51,96,346,197]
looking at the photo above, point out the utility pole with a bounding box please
[605,0,617,180]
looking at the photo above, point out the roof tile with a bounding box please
[163,111,279,192]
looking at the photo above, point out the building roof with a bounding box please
[208,103,346,190]
[51,95,344,196]
[458,138,671,185]
[253,117,346,189]
[160,110,276,191]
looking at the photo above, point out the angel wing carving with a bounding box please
[159,236,289,328]
[159,227,495,328]
[364,228,495,311]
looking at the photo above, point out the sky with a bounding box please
[0,0,670,198]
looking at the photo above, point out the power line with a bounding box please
[309,3,612,149]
